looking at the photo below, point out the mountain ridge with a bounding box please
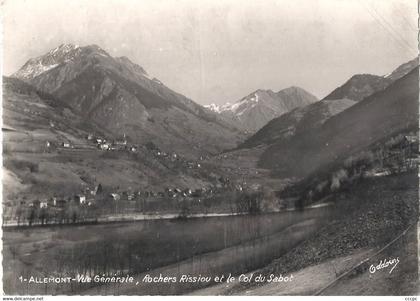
[323,57,418,102]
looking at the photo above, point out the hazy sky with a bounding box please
[1,0,418,105]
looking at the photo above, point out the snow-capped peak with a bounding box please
[205,92,262,115]
[207,87,317,132]
[12,43,82,80]
[49,43,79,55]
[217,90,264,115]
[204,103,222,113]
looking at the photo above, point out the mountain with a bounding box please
[240,57,418,150]
[240,98,356,149]
[385,57,418,82]
[323,74,392,101]
[205,87,318,133]
[2,76,230,201]
[323,57,418,102]
[13,44,82,80]
[258,66,418,178]
[12,44,244,157]
[215,57,419,187]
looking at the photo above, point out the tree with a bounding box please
[39,207,47,225]
[28,208,36,226]
[97,183,103,195]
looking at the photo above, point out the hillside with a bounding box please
[385,57,418,82]
[3,76,104,153]
[323,74,391,102]
[323,58,417,102]
[12,44,244,157]
[258,67,418,178]
[240,98,356,148]
[205,87,318,133]
[2,77,229,205]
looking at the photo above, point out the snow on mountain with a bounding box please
[204,103,223,113]
[12,44,83,80]
[206,87,318,133]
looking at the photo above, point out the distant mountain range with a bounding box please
[205,58,418,135]
[261,66,418,178]
[241,61,418,178]
[12,43,244,157]
[204,56,417,188]
[7,42,418,195]
[239,57,418,149]
[205,87,318,133]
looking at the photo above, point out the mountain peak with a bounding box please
[323,58,418,102]
[207,86,317,132]
[12,43,84,80]
[323,73,391,102]
[277,86,318,101]
[49,43,79,54]
[281,85,300,91]
[12,43,114,80]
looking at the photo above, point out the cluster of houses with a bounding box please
[22,176,246,212]
[87,133,138,152]
[52,132,206,175]
[146,144,209,171]
[33,132,251,216]
[152,148,202,168]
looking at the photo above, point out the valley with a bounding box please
[2,43,418,296]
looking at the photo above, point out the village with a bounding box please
[4,131,418,228]
[4,177,255,227]
[2,131,258,227]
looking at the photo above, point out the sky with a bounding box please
[1,0,418,105]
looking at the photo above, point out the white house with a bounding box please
[111,193,121,201]
[100,143,110,151]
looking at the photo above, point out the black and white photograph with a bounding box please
[1,0,419,297]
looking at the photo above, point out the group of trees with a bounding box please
[12,201,97,227]
[235,190,263,214]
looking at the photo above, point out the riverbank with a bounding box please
[2,202,333,229]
